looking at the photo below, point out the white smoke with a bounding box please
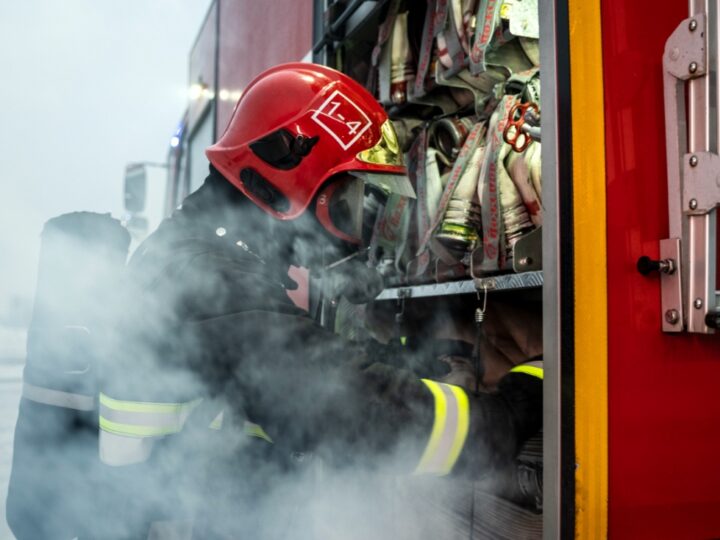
[3,189,542,539]
[0,2,210,538]
[0,0,210,323]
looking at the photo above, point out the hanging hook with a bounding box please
[475,283,488,323]
[473,283,489,393]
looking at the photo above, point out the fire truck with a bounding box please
[122,0,720,538]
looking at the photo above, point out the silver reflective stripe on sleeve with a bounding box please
[22,382,95,411]
[99,430,157,466]
[414,379,470,476]
[99,393,202,466]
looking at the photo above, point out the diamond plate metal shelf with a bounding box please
[374,271,543,301]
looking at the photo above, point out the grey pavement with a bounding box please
[0,326,26,540]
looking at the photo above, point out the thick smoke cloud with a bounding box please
[5,172,542,538]
[0,0,210,322]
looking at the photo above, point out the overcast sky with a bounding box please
[0,0,212,312]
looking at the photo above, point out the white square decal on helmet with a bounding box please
[311,90,373,150]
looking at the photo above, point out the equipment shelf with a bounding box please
[375,270,543,300]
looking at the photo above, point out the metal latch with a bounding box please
[659,11,720,333]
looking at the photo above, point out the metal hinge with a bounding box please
[660,12,720,333]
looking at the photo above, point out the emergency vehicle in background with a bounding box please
[122,0,720,538]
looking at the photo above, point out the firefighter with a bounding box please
[97,63,542,538]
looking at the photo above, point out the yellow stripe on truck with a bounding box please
[569,0,609,536]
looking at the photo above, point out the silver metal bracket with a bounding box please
[660,238,684,332]
[682,152,720,214]
[662,12,720,333]
[513,226,543,272]
[664,13,706,81]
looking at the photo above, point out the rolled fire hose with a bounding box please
[436,145,485,254]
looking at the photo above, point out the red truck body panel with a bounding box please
[216,0,313,137]
[602,1,720,537]
[188,3,218,131]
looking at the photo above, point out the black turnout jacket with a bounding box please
[98,171,542,538]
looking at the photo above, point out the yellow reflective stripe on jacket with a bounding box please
[244,421,273,443]
[198,410,273,443]
[99,393,202,438]
[209,411,224,430]
[510,360,544,380]
[414,379,470,476]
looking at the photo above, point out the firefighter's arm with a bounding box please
[190,310,542,476]
[349,359,543,477]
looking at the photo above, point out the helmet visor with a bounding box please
[350,172,416,199]
[317,172,415,245]
[327,176,366,244]
[357,120,404,167]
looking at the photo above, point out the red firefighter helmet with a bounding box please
[206,63,411,243]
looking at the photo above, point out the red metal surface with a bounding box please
[188,3,218,132]
[601,1,720,538]
[216,0,313,138]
